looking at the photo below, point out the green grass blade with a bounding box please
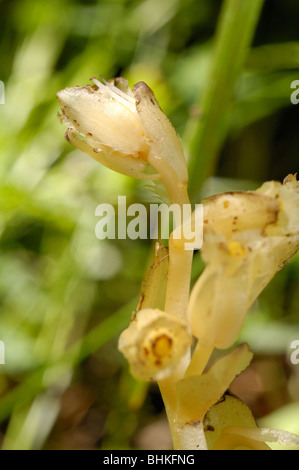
[0,297,137,423]
[187,0,265,199]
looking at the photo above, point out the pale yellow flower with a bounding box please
[188,175,299,349]
[118,308,192,381]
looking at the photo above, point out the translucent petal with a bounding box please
[133,81,188,184]
[203,393,270,450]
[176,344,253,422]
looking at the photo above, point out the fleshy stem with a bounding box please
[147,152,213,448]
[144,165,199,449]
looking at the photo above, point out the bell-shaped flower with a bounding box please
[188,174,299,350]
[118,308,192,381]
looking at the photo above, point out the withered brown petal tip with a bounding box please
[283,173,298,184]
[64,130,70,143]
[133,81,155,101]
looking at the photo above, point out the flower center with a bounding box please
[152,334,173,358]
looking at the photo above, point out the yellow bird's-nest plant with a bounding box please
[57,76,299,450]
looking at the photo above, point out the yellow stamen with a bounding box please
[227,241,246,259]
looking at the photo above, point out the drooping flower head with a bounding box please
[57,77,188,190]
[188,174,299,349]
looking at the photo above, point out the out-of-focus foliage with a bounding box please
[0,0,298,450]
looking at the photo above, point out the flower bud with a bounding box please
[118,308,192,381]
[57,77,188,184]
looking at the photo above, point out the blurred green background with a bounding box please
[0,0,298,450]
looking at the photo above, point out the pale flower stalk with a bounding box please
[57,76,299,450]
[57,77,194,447]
